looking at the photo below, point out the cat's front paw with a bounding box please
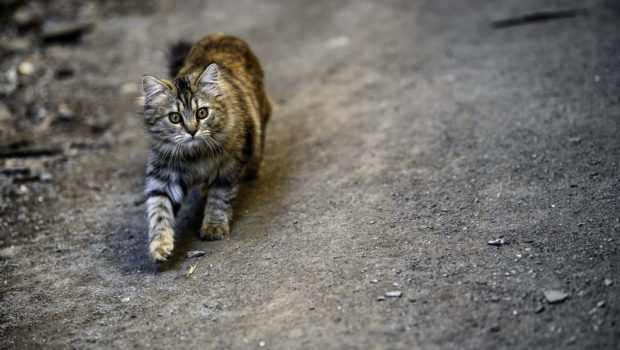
[199,223,230,241]
[149,229,174,261]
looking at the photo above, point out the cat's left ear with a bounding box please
[142,75,171,102]
[197,63,219,92]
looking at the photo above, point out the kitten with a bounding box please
[138,33,271,261]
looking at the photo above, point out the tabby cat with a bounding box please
[138,33,271,261]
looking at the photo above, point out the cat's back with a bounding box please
[178,33,264,84]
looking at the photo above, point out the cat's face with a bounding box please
[139,64,227,157]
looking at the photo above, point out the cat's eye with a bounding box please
[168,112,182,124]
[196,107,208,119]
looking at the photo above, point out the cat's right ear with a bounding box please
[142,75,171,102]
[196,63,220,93]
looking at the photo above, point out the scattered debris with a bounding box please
[491,8,587,28]
[186,264,196,278]
[186,251,205,259]
[385,291,403,298]
[544,290,568,304]
[488,238,506,246]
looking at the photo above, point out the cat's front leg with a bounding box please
[200,181,238,241]
[145,182,183,261]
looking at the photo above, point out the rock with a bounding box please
[488,238,506,246]
[596,300,606,308]
[121,297,130,303]
[376,296,386,301]
[56,103,74,121]
[385,291,403,298]
[41,20,96,43]
[186,251,205,259]
[603,278,613,287]
[18,61,35,76]
[544,290,568,304]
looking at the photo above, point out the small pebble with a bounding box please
[488,238,505,246]
[186,251,205,259]
[38,169,53,182]
[544,290,568,304]
[535,304,545,313]
[385,291,403,298]
[121,297,130,303]
[376,296,386,301]
[18,61,35,75]
[603,279,613,287]
[596,300,606,308]
[57,103,73,121]
[489,325,500,333]
[259,341,265,347]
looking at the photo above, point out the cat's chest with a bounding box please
[181,156,236,186]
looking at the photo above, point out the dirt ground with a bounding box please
[1,0,619,349]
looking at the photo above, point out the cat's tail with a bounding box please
[168,41,192,77]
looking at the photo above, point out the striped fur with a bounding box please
[138,33,272,261]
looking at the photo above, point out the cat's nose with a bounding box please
[188,129,197,137]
